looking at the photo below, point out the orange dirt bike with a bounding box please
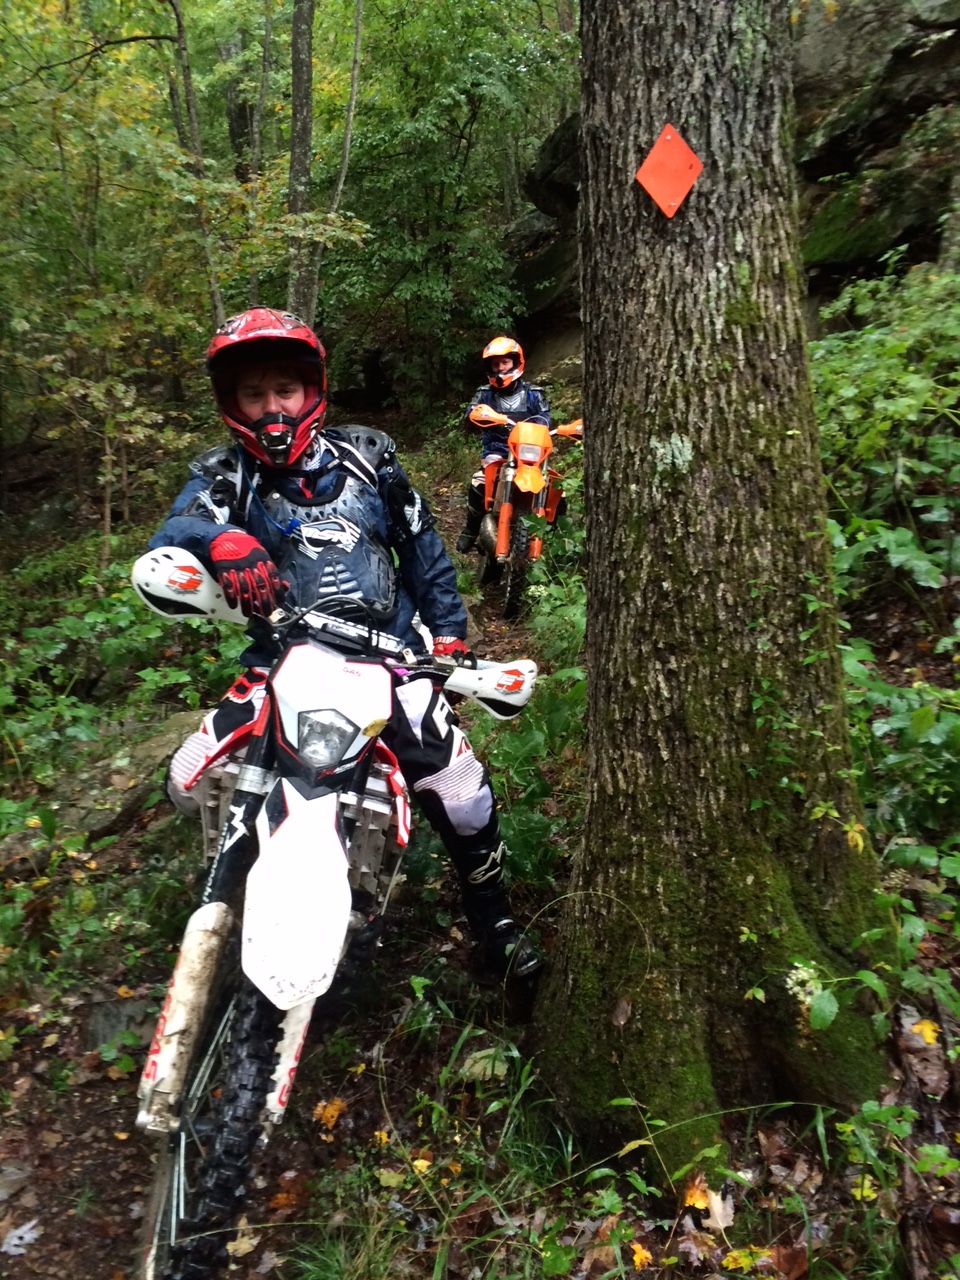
[468,404,583,618]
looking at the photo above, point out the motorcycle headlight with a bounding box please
[297,709,359,768]
[516,443,545,463]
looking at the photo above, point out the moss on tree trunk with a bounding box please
[535,0,891,1182]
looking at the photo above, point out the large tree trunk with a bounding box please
[535,0,889,1180]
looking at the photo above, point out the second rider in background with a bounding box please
[455,337,551,553]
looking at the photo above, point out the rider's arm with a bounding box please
[381,460,467,640]
[147,454,249,568]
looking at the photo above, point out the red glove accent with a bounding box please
[433,636,475,667]
[210,531,284,618]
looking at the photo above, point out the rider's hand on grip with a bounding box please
[210,531,285,618]
[433,636,477,668]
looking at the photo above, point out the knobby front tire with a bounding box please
[502,518,530,619]
[139,975,283,1280]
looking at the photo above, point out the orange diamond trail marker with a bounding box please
[635,124,702,218]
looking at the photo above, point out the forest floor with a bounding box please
[0,455,959,1279]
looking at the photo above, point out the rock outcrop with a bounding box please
[517,0,960,364]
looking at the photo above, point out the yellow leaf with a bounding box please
[412,1158,431,1174]
[684,1171,709,1210]
[42,1033,59,1049]
[313,1097,347,1129]
[116,985,136,999]
[850,1172,878,1201]
[348,1062,366,1074]
[631,1242,653,1268]
[375,1168,405,1187]
[25,816,42,829]
[114,1131,130,1141]
[618,1138,651,1157]
[447,1160,462,1175]
[846,828,864,853]
[723,1246,771,1270]
[373,1129,390,1146]
[910,1019,940,1045]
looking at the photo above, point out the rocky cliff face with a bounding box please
[518,0,960,369]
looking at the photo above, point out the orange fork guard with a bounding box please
[544,471,564,523]
[495,501,513,559]
[528,536,543,561]
[484,458,504,510]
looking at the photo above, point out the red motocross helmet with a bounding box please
[482,336,524,391]
[205,308,327,467]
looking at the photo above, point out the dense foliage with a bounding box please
[0,0,576,538]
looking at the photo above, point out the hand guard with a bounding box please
[433,636,477,668]
[210,531,284,618]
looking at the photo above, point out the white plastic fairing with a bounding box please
[243,785,351,1009]
[271,644,393,758]
[445,658,538,719]
[131,548,246,624]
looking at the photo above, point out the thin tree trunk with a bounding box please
[286,0,316,320]
[309,0,364,324]
[100,430,113,571]
[119,437,130,524]
[535,0,888,1181]
[167,69,190,152]
[165,0,226,327]
[249,2,272,305]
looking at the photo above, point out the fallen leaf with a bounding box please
[412,1158,431,1174]
[684,1171,710,1210]
[703,1187,735,1231]
[114,1131,130,1141]
[375,1169,405,1187]
[723,1246,772,1271]
[767,1241,809,1280]
[41,1033,58,1049]
[39,1131,61,1149]
[0,1164,30,1204]
[116,985,136,999]
[461,1047,508,1080]
[312,1097,347,1129]
[631,1241,653,1268]
[373,1129,390,1146]
[909,1018,940,1045]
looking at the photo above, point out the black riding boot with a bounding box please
[455,483,486,553]
[450,839,544,981]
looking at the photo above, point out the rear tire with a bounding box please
[502,519,530,619]
[138,975,283,1280]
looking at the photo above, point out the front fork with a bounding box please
[137,695,282,1134]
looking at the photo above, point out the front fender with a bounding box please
[243,783,351,1010]
[512,463,546,495]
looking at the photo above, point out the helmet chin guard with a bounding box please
[206,308,327,467]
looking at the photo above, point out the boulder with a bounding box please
[515,0,960,324]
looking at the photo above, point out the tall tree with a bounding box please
[286,0,316,321]
[535,0,889,1179]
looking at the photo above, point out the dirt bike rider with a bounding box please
[149,307,542,981]
[455,336,551,553]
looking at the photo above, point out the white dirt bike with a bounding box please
[129,547,537,1280]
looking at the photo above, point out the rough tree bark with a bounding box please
[535,0,890,1179]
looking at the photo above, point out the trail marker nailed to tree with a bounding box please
[635,124,702,217]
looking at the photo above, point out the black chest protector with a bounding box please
[260,471,397,620]
[192,431,399,621]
